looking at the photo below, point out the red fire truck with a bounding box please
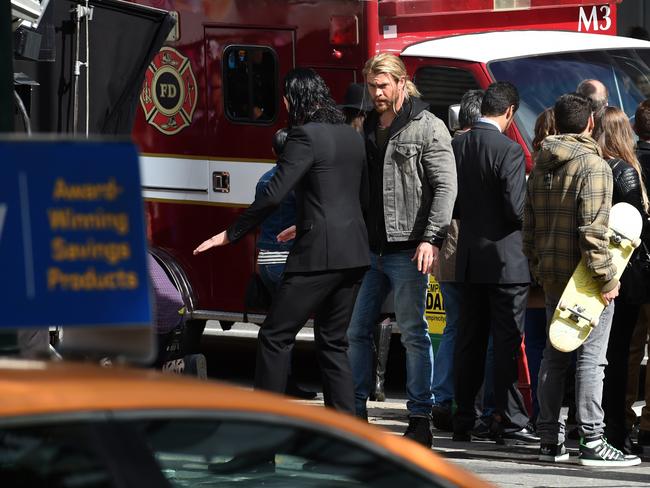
[130,0,650,339]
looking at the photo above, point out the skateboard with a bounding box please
[548,202,643,352]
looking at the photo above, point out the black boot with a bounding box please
[404,415,434,448]
[286,374,317,400]
[372,319,392,402]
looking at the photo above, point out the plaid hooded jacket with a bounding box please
[523,134,618,292]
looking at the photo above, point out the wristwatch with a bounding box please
[425,236,443,248]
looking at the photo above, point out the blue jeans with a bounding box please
[431,282,461,407]
[348,250,432,416]
[258,262,285,294]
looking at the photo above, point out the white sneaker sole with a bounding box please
[539,453,570,462]
[578,457,642,467]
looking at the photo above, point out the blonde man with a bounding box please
[347,53,457,447]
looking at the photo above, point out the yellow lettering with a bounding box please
[50,237,131,265]
[47,267,139,291]
[47,208,129,235]
[52,178,123,201]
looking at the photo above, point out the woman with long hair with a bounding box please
[532,107,556,154]
[593,105,650,454]
[193,68,369,414]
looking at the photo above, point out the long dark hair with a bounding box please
[593,106,649,212]
[532,107,556,152]
[284,68,345,127]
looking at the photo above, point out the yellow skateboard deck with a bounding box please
[549,202,642,352]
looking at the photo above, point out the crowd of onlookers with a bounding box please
[194,53,649,468]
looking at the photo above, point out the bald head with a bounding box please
[577,79,608,115]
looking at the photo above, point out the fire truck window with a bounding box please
[414,67,480,129]
[223,46,277,124]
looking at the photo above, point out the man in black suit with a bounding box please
[452,81,537,443]
[194,68,369,414]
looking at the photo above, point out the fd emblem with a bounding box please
[140,47,197,135]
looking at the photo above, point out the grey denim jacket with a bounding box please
[383,109,457,243]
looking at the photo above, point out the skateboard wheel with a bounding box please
[632,238,641,248]
[590,318,598,327]
[558,299,567,311]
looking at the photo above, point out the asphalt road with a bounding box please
[200,321,650,488]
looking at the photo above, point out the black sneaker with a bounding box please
[471,419,497,441]
[578,437,641,467]
[404,415,433,448]
[500,423,540,445]
[539,443,569,462]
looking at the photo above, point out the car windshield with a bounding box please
[489,48,650,149]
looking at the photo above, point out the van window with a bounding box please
[223,46,277,123]
[414,67,480,127]
[489,48,650,148]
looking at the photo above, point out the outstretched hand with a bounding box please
[193,231,229,255]
[277,225,296,242]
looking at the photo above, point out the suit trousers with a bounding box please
[453,283,530,433]
[254,267,366,414]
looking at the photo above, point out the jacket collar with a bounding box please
[473,120,501,132]
[365,97,430,147]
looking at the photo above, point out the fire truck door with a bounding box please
[193,28,295,315]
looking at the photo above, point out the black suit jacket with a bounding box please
[227,123,370,273]
[452,122,530,284]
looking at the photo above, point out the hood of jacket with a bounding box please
[534,134,602,172]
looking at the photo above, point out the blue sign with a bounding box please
[0,139,151,328]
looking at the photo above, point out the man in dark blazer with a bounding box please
[452,81,537,443]
[194,68,369,414]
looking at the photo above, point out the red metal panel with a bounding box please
[378,2,619,52]
[380,0,621,17]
